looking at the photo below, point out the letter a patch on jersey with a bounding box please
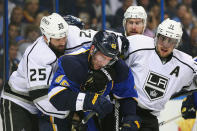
[170,66,180,77]
[143,71,169,101]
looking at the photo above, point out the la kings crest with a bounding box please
[143,71,169,101]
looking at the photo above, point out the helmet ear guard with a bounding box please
[40,13,69,44]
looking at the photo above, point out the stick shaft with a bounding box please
[81,112,97,124]
[159,114,182,126]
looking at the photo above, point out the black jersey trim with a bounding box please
[124,48,155,60]
[4,83,32,101]
[27,41,39,84]
[29,88,48,100]
[47,58,57,85]
[65,41,91,51]
[173,55,195,72]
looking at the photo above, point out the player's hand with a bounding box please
[63,15,84,29]
[121,115,141,131]
[181,95,196,119]
[83,93,113,118]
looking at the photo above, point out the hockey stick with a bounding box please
[80,111,97,125]
[114,100,120,131]
[159,114,182,126]
[75,111,96,131]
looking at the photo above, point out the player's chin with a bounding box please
[56,48,65,53]
[58,46,66,51]
[160,52,170,58]
[129,32,138,36]
[93,64,102,70]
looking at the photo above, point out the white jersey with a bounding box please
[125,35,197,116]
[66,25,97,53]
[1,25,97,118]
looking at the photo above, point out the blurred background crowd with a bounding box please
[0,0,197,89]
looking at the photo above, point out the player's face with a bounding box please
[91,51,113,70]
[156,34,178,58]
[125,18,144,36]
[50,37,67,53]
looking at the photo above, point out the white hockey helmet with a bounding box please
[123,6,147,33]
[40,13,69,44]
[156,18,183,47]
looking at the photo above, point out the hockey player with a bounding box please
[0,13,96,131]
[124,18,197,131]
[48,31,140,131]
[181,92,197,119]
[181,57,197,119]
[118,5,147,59]
[123,6,147,36]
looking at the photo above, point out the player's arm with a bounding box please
[49,56,113,118]
[26,53,71,117]
[111,59,140,131]
[27,53,56,103]
[181,92,197,119]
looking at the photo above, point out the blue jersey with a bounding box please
[48,47,137,130]
[49,47,137,100]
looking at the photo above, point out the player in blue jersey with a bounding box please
[181,57,197,119]
[48,30,140,131]
[181,92,197,119]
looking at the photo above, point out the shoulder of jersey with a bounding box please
[67,25,97,49]
[127,34,155,51]
[60,51,88,83]
[173,49,193,64]
[24,36,57,65]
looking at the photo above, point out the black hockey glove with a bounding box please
[83,93,113,119]
[63,15,85,29]
[119,36,129,59]
[121,115,141,131]
[181,94,196,119]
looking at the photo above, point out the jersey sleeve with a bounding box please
[48,55,87,111]
[112,69,138,99]
[111,60,138,99]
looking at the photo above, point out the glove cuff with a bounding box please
[122,115,141,129]
[83,93,99,110]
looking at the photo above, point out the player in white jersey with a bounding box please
[118,6,147,58]
[123,5,147,36]
[124,18,197,131]
[0,13,96,131]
